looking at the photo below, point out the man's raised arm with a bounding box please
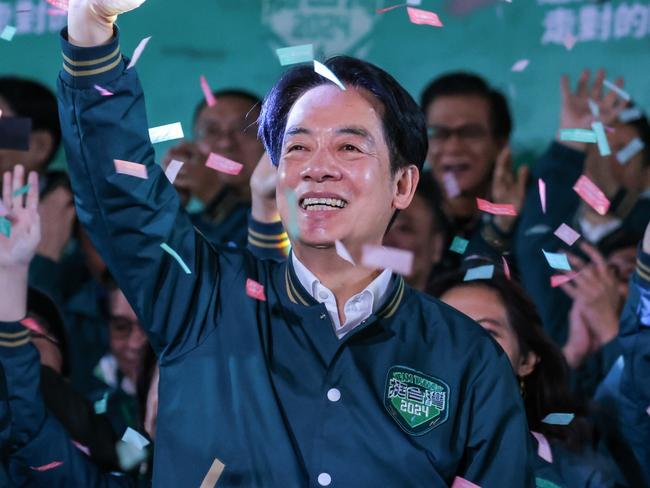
[58,1,232,360]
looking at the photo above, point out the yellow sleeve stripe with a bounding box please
[248,228,288,241]
[248,236,291,249]
[62,46,120,67]
[0,329,29,340]
[0,336,31,348]
[62,55,122,77]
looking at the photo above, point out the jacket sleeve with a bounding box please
[246,215,290,262]
[514,142,585,344]
[56,27,247,360]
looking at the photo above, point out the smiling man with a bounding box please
[26,1,536,486]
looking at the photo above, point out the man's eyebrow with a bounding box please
[336,126,375,144]
[284,126,310,137]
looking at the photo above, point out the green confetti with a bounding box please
[0,25,16,42]
[535,478,561,488]
[276,44,314,66]
[542,412,574,425]
[591,121,611,156]
[463,265,494,282]
[94,392,109,414]
[0,217,10,238]
[11,184,30,198]
[559,128,597,143]
[449,236,469,254]
[160,243,191,274]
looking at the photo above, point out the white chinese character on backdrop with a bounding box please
[15,0,33,33]
[614,3,650,39]
[578,5,599,41]
[33,0,47,34]
[542,8,576,44]
[599,4,612,41]
[0,3,12,29]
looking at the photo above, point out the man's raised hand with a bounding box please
[67,0,146,47]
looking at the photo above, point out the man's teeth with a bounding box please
[300,197,347,210]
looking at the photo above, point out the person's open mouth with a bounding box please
[299,197,348,212]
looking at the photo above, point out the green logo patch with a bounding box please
[384,365,449,436]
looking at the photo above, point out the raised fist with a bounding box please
[66,0,146,47]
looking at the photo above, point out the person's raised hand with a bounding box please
[67,0,146,47]
[490,146,528,233]
[0,165,40,269]
[250,152,279,223]
[35,185,75,262]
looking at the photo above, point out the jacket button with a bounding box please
[318,473,332,486]
[327,388,341,402]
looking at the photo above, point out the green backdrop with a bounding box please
[1,0,649,168]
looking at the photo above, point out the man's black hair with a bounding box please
[192,88,263,127]
[258,56,428,174]
[0,77,61,167]
[420,72,512,141]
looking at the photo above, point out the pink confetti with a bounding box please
[47,8,66,15]
[205,153,243,176]
[572,175,610,216]
[361,244,413,276]
[71,440,91,456]
[442,172,461,198]
[200,75,217,108]
[476,197,517,216]
[550,272,578,288]
[511,59,529,72]
[245,278,266,301]
[20,317,49,337]
[94,84,114,96]
[44,0,67,10]
[126,36,152,70]
[563,34,577,50]
[538,178,546,214]
[376,3,405,14]
[114,159,148,179]
[554,223,580,246]
[406,6,443,27]
[502,256,511,280]
[30,461,63,472]
[451,476,481,488]
[531,431,553,463]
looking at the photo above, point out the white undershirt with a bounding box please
[291,253,392,339]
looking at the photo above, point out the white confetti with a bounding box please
[314,60,346,91]
[149,122,184,144]
[616,137,645,165]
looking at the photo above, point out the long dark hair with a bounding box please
[428,267,590,449]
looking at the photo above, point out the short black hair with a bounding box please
[420,72,512,141]
[258,56,428,174]
[0,77,61,167]
[192,88,262,128]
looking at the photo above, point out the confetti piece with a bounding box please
[0,25,16,41]
[93,84,114,96]
[476,197,517,216]
[619,107,643,123]
[160,243,191,274]
[114,159,148,179]
[542,250,571,271]
[542,412,574,425]
[47,7,66,15]
[463,264,494,282]
[20,317,59,343]
[335,240,355,265]
[559,128,597,143]
[164,159,184,184]
[553,223,580,246]
[603,80,630,101]
[550,272,578,288]
[406,6,443,27]
[562,33,577,50]
[276,44,314,66]
[285,189,300,238]
[442,172,461,198]
[449,236,469,254]
[616,137,645,165]
[538,179,546,214]
[502,256,511,280]
[200,458,226,488]
[573,175,610,215]
[587,99,599,118]
[122,427,150,450]
[245,278,266,301]
[94,391,108,414]
[376,3,405,14]
[361,244,413,276]
[531,431,553,463]
[126,36,151,70]
[199,75,217,107]
[205,152,243,175]
[524,224,551,236]
[0,117,31,150]
[149,122,184,144]
[0,201,7,217]
[11,184,30,197]
[30,461,63,472]
[314,60,346,91]
[646,405,650,416]
[451,476,481,488]
[116,440,147,471]
[71,440,91,456]
[535,478,561,488]
[511,59,529,72]
[44,0,68,10]
[0,216,11,238]
[591,122,611,156]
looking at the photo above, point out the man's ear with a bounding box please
[393,165,419,210]
[28,130,55,170]
[516,350,539,379]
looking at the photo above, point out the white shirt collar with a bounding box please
[291,252,393,339]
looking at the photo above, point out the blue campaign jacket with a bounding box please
[55,27,533,487]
